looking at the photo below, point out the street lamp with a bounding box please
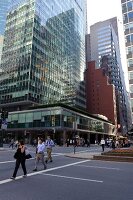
[73,119,77,154]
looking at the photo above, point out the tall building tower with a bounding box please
[121,0,133,122]
[86,17,130,134]
[0,0,87,111]
[0,0,11,66]
[0,0,11,35]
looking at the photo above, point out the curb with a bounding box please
[93,155,133,162]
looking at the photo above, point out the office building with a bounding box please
[0,0,10,35]
[86,17,130,134]
[85,61,117,127]
[0,1,11,65]
[5,103,115,145]
[0,0,87,111]
[121,0,133,123]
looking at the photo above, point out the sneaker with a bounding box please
[33,168,37,172]
[10,176,15,180]
[50,160,53,162]
[23,175,27,178]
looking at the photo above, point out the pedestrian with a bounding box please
[45,136,55,163]
[33,139,47,171]
[87,139,90,147]
[100,138,105,152]
[115,140,119,148]
[10,140,27,180]
[112,140,116,149]
[9,138,14,149]
[15,140,19,148]
[66,138,69,147]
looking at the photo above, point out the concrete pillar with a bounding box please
[63,130,66,146]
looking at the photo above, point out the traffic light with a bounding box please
[1,111,5,119]
[1,111,8,120]
[4,111,8,119]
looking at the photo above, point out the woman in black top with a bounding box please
[11,140,27,179]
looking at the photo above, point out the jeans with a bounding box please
[13,159,27,177]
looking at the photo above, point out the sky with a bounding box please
[87,0,129,91]
[87,0,122,29]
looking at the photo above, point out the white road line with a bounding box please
[0,158,34,164]
[76,165,120,170]
[42,173,103,183]
[0,160,15,164]
[0,160,89,185]
[0,154,63,164]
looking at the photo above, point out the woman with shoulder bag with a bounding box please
[11,140,27,180]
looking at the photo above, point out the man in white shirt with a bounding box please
[101,138,105,152]
[45,136,55,163]
[33,139,47,171]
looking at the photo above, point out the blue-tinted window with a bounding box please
[126,35,130,45]
[122,3,127,13]
[131,34,133,44]
[128,11,133,22]
[124,13,128,23]
[127,2,133,11]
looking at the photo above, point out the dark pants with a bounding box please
[102,144,105,152]
[13,159,27,178]
[9,143,14,149]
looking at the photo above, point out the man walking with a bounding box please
[33,139,47,171]
[9,138,14,149]
[101,138,105,152]
[45,136,54,163]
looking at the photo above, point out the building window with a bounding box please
[121,0,126,4]
[128,11,133,22]
[122,3,127,13]
[130,85,133,93]
[129,71,133,80]
[127,1,133,12]
[128,59,133,67]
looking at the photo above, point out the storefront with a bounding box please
[2,104,115,145]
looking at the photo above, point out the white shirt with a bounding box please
[45,139,54,149]
[101,139,105,145]
[37,143,45,153]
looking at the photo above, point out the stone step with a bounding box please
[93,155,133,162]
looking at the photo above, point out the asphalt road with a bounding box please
[0,146,133,200]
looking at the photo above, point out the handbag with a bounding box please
[14,151,18,159]
[25,154,32,159]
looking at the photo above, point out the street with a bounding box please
[0,146,133,200]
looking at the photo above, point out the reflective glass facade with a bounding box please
[121,0,133,120]
[7,105,114,136]
[0,0,10,35]
[0,1,11,66]
[0,0,86,110]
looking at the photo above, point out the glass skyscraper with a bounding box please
[0,0,11,66]
[0,0,11,35]
[0,0,87,110]
[121,0,133,121]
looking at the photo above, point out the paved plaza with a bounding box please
[0,146,133,200]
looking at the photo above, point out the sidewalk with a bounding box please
[65,151,101,159]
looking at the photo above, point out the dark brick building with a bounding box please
[85,61,117,126]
